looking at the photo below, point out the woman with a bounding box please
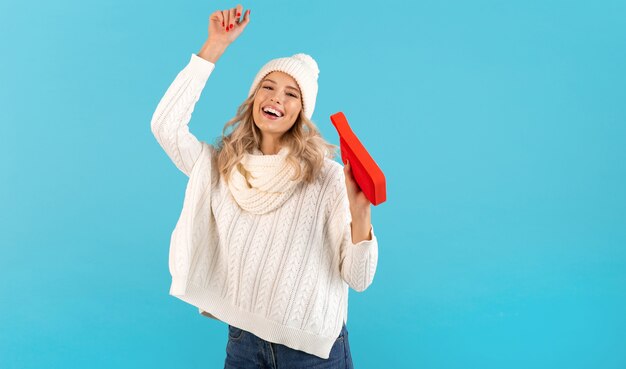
[150,5,379,368]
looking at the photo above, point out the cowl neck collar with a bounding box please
[227,146,301,214]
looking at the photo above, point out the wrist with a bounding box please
[198,39,228,63]
[350,205,371,222]
[350,209,371,231]
[350,221,372,243]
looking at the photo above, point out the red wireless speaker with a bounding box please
[330,112,386,206]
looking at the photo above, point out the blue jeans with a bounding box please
[224,323,354,369]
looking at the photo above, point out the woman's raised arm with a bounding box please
[150,5,251,177]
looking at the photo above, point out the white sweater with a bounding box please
[150,53,379,359]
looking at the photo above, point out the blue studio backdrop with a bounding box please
[1,0,625,368]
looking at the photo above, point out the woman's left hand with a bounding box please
[343,160,372,243]
[343,160,371,220]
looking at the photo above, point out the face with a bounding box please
[252,71,303,141]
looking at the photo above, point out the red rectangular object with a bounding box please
[330,112,386,206]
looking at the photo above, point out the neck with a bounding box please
[260,135,281,155]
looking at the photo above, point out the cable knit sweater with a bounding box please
[150,53,379,359]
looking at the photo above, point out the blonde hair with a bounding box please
[213,83,338,184]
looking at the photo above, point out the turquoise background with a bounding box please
[2,0,625,368]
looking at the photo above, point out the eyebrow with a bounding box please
[262,79,300,93]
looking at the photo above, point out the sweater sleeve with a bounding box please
[150,53,216,177]
[326,167,379,292]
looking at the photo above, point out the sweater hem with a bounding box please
[169,278,187,295]
[170,280,338,359]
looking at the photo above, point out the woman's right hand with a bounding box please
[207,4,251,47]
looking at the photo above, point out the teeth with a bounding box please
[263,106,283,117]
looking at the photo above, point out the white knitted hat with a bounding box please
[248,53,319,120]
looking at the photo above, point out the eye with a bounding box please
[288,93,298,98]
[263,86,273,90]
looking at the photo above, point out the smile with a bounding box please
[262,110,282,120]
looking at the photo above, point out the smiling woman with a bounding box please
[150,3,378,368]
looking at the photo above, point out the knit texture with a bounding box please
[227,146,301,214]
[150,53,379,359]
